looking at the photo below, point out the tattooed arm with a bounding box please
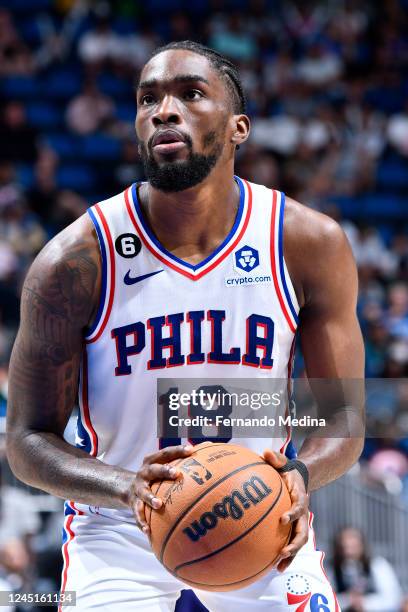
[7,214,193,523]
[6,214,136,509]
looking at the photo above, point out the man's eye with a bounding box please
[184,90,203,100]
[140,94,155,105]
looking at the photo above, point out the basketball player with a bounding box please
[6,41,364,611]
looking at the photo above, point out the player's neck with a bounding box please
[138,168,240,263]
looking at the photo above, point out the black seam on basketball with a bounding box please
[172,478,283,575]
[178,524,293,589]
[171,558,275,589]
[159,460,267,562]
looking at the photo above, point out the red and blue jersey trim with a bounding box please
[76,347,98,457]
[270,190,299,333]
[86,207,107,338]
[281,335,297,457]
[278,193,300,326]
[59,501,83,612]
[125,176,252,281]
[85,203,115,343]
[59,350,97,608]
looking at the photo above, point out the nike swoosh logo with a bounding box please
[124,269,164,285]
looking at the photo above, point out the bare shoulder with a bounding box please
[283,196,356,309]
[30,212,98,273]
[284,196,348,253]
[23,212,101,333]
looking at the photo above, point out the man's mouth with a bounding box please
[151,129,188,154]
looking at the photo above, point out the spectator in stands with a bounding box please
[387,101,408,157]
[384,283,408,340]
[368,447,408,495]
[0,102,38,164]
[0,240,19,284]
[0,9,33,76]
[263,49,297,96]
[0,186,46,263]
[78,13,122,73]
[65,79,115,135]
[27,148,59,230]
[344,103,385,162]
[297,42,343,87]
[116,24,159,71]
[0,461,40,592]
[209,12,258,61]
[33,13,67,71]
[52,190,87,233]
[353,227,396,276]
[391,234,408,280]
[364,321,390,377]
[113,138,144,192]
[330,527,403,611]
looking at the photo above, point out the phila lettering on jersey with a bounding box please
[73,177,300,521]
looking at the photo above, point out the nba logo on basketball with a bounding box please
[234,245,260,272]
[181,458,212,485]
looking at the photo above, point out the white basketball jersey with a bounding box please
[73,177,300,519]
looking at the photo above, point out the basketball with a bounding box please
[147,442,292,591]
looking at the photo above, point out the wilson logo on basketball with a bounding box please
[182,475,272,542]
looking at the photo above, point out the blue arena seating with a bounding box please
[16,164,35,189]
[27,102,62,129]
[2,0,51,12]
[97,74,133,99]
[377,161,408,191]
[44,71,82,99]
[79,135,121,161]
[18,20,41,46]
[44,133,79,159]
[112,18,138,36]
[2,76,39,98]
[57,165,96,192]
[145,0,184,13]
[329,196,362,219]
[116,103,136,122]
[362,194,406,218]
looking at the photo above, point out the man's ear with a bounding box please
[230,114,251,148]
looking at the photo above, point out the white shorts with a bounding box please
[60,504,340,612]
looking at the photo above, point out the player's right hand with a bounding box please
[130,443,194,534]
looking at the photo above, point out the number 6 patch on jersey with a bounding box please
[115,233,142,258]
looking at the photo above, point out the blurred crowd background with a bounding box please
[0,0,407,609]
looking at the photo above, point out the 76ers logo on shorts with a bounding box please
[234,245,260,273]
[286,575,331,612]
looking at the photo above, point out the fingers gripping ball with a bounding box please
[147,442,292,592]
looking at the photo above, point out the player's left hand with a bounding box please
[263,449,309,573]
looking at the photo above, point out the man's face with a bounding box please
[135,50,233,192]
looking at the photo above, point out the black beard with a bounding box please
[139,133,223,192]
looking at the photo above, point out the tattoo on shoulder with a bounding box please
[21,239,98,362]
[8,235,100,431]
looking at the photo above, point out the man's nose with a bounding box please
[152,95,181,126]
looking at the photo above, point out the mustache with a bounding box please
[146,130,193,154]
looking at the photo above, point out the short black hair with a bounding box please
[149,40,247,115]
